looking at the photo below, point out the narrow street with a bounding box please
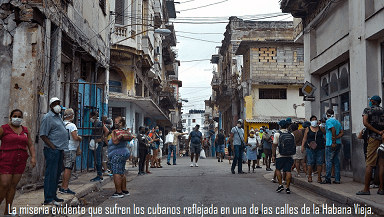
[84,157,368,217]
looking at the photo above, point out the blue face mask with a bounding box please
[260,130,263,133]
[369,101,373,107]
[156,129,159,132]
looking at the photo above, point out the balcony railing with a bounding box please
[114,26,127,37]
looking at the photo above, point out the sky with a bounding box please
[170,0,292,112]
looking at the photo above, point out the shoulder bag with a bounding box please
[309,130,317,150]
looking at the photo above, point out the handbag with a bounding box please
[89,139,98,150]
[234,126,246,149]
[165,133,174,145]
[309,131,317,150]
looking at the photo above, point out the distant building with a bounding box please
[182,110,206,135]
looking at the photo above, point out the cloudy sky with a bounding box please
[170,0,292,111]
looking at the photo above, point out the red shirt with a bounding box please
[0,124,29,151]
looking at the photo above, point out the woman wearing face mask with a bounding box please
[150,126,161,168]
[246,129,258,173]
[301,116,326,183]
[0,109,36,215]
[109,116,131,198]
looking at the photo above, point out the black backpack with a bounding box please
[278,130,296,156]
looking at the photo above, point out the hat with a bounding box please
[286,117,292,124]
[237,119,243,124]
[302,121,310,128]
[278,120,288,128]
[371,95,381,104]
[49,97,60,105]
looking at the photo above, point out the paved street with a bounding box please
[83,157,371,217]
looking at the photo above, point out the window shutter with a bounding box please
[115,0,124,25]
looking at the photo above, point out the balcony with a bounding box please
[114,26,128,37]
[160,91,176,110]
[142,35,155,67]
[280,0,320,18]
[164,24,176,46]
[211,77,219,91]
[154,0,162,28]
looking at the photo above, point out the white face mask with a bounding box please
[311,120,318,127]
[11,118,22,126]
[90,118,96,123]
[53,105,62,114]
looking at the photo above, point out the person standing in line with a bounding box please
[291,123,307,177]
[357,96,384,195]
[230,119,247,174]
[302,117,325,183]
[167,127,187,165]
[321,109,344,184]
[273,120,295,194]
[255,128,263,169]
[157,130,164,168]
[215,129,226,162]
[262,129,273,171]
[0,109,36,215]
[101,116,112,175]
[150,126,161,168]
[144,127,153,174]
[89,111,105,182]
[188,125,203,167]
[40,97,68,205]
[137,126,147,175]
[59,109,82,195]
[108,117,131,198]
[246,128,258,173]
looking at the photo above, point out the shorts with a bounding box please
[216,145,225,153]
[366,137,384,167]
[0,150,29,174]
[190,143,201,154]
[257,148,263,159]
[109,153,129,174]
[293,146,306,160]
[64,150,76,169]
[263,148,272,157]
[102,146,108,163]
[306,148,325,166]
[275,157,293,172]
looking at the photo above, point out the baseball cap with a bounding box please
[278,120,288,128]
[371,95,381,104]
[49,97,60,105]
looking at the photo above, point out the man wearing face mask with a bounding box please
[321,109,344,184]
[230,119,247,174]
[357,95,384,195]
[40,97,69,205]
[59,108,82,195]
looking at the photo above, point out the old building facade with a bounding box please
[211,17,305,136]
[0,0,110,184]
[109,0,181,135]
[281,0,384,181]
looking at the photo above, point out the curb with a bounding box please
[290,177,384,216]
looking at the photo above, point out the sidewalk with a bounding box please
[0,163,138,217]
[264,172,384,215]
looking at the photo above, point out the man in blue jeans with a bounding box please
[167,127,187,165]
[40,97,69,205]
[321,109,344,184]
[230,119,247,174]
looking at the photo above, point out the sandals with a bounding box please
[157,166,163,168]
[308,178,313,182]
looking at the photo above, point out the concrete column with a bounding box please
[48,26,62,99]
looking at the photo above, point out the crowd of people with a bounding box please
[1,95,384,214]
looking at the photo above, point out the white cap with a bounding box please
[49,97,61,105]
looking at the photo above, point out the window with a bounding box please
[109,80,122,93]
[259,89,287,99]
[115,0,124,25]
[99,0,106,15]
[192,119,196,123]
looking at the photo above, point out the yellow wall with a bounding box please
[244,95,253,120]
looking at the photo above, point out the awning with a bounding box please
[109,92,169,120]
[246,116,305,123]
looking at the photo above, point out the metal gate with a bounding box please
[62,80,107,172]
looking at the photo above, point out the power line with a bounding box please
[180,59,211,62]
[178,35,221,43]
[179,0,229,12]
[176,31,223,35]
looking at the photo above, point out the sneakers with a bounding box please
[256,166,262,169]
[276,185,284,193]
[90,176,103,182]
[190,163,194,167]
[122,190,130,196]
[282,180,287,185]
[167,162,171,165]
[195,163,198,167]
[271,178,277,183]
[59,188,76,194]
[286,188,291,194]
[54,197,64,202]
[111,192,124,198]
[44,201,61,206]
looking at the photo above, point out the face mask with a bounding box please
[159,134,162,136]
[156,129,159,132]
[53,105,62,114]
[260,130,263,133]
[311,120,318,127]
[250,133,255,137]
[11,118,22,126]
[237,124,241,128]
[369,101,373,107]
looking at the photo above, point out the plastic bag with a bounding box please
[89,139,98,151]
[165,133,174,145]
[200,149,206,159]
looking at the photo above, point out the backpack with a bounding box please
[278,130,296,156]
